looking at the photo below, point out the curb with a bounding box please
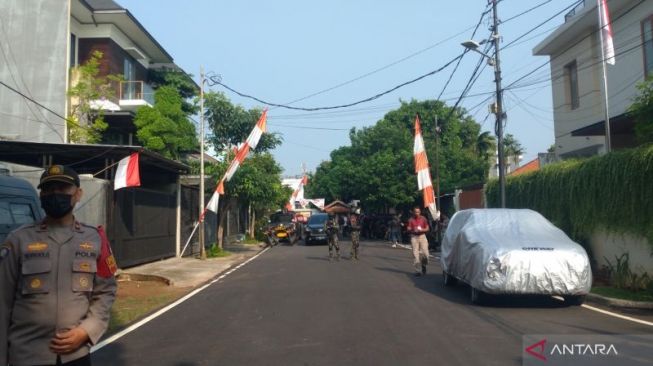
[586,293,653,310]
[116,272,172,286]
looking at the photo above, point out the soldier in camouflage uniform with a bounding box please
[349,209,362,260]
[0,165,117,366]
[325,214,340,261]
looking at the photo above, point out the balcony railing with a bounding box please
[119,81,154,106]
[565,0,586,23]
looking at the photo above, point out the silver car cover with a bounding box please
[440,209,592,295]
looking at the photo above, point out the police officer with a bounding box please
[0,165,117,366]
[324,214,340,261]
[349,208,362,260]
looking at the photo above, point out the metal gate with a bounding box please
[111,188,176,267]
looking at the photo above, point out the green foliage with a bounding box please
[306,99,492,212]
[503,133,525,157]
[133,86,198,159]
[207,245,231,258]
[204,92,281,152]
[67,50,121,143]
[148,69,199,115]
[628,76,653,144]
[486,145,653,247]
[603,253,651,291]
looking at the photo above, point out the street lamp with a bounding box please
[461,0,506,208]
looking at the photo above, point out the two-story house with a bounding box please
[71,0,195,145]
[533,0,653,158]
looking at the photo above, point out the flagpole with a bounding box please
[598,0,612,153]
[199,66,207,259]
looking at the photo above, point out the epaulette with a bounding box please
[76,221,99,233]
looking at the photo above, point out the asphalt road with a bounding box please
[93,240,653,366]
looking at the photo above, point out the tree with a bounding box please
[628,76,653,144]
[148,69,199,115]
[503,134,525,157]
[133,86,198,159]
[67,50,122,143]
[307,99,491,213]
[204,92,281,153]
[476,131,497,161]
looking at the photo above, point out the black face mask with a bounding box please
[40,193,74,219]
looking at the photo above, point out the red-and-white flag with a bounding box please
[598,0,615,65]
[413,115,439,220]
[203,110,267,216]
[114,152,140,190]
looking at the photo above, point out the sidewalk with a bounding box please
[118,243,263,287]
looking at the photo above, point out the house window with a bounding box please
[565,61,579,110]
[123,58,135,99]
[642,15,653,77]
[69,33,77,67]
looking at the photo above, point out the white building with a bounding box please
[533,0,653,158]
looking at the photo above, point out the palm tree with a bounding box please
[476,131,497,161]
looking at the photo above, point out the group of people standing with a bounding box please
[324,209,362,261]
[321,206,438,277]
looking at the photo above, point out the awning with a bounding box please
[0,141,189,177]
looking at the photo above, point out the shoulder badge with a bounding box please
[0,243,13,263]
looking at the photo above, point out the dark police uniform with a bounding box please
[0,166,117,366]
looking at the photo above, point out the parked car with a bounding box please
[265,212,298,244]
[440,209,592,305]
[304,213,328,245]
[0,175,44,242]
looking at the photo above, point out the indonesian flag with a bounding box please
[413,115,439,220]
[114,152,140,190]
[598,0,615,65]
[201,110,267,219]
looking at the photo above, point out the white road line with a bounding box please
[91,247,270,352]
[551,295,653,327]
[581,303,653,327]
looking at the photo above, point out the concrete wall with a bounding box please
[0,0,69,143]
[590,229,653,275]
[549,1,653,158]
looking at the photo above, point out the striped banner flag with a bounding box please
[205,110,267,214]
[288,175,308,210]
[413,115,439,220]
[598,0,615,65]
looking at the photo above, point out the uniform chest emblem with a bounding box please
[79,276,90,288]
[30,278,42,289]
[27,242,48,252]
[79,242,94,251]
[79,262,91,272]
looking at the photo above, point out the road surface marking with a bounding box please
[91,247,271,352]
[581,303,653,327]
[551,296,653,327]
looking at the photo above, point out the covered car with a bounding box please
[440,209,592,305]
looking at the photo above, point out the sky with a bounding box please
[118,0,572,176]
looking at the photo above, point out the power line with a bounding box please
[208,53,465,111]
[503,0,583,49]
[437,4,492,100]
[0,80,71,125]
[501,0,554,24]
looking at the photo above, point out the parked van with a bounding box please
[0,175,44,242]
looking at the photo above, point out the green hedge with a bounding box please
[486,145,653,248]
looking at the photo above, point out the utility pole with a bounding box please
[434,116,441,216]
[434,115,442,245]
[199,66,206,259]
[492,0,507,208]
